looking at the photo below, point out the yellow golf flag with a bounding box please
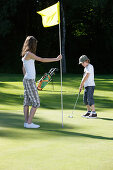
[37,2,60,27]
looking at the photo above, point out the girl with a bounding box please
[21,36,62,128]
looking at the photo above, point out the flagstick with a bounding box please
[37,1,63,127]
[59,19,63,128]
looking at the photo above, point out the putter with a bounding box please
[68,91,80,118]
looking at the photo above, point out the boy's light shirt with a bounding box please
[82,64,95,88]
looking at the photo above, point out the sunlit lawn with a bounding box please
[0,73,113,170]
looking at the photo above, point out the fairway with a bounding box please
[0,74,113,170]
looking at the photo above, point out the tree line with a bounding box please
[0,0,113,74]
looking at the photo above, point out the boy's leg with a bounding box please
[88,105,97,118]
[27,107,37,124]
[87,87,96,113]
[82,88,91,117]
[86,105,91,112]
[24,106,29,123]
[87,86,95,107]
[87,87,97,118]
[91,104,95,112]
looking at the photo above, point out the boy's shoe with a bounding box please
[87,113,97,119]
[82,112,91,118]
[25,123,40,128]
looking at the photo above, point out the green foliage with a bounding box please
[0,0,22,37]
[0,0,113,73]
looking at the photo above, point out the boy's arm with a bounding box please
[22,65,26,76]
[79,73,90,92]
[26,52,62,62]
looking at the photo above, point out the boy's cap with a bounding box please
[79,55,89,64]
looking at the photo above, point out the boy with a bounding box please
[79,55,97,118]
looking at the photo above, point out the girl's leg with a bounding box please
[24,106,29,123]
[27,107,37,124]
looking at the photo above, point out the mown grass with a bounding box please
[0,73,113,170]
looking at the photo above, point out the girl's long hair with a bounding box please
[21,36,37,57]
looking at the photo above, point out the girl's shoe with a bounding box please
[25,123,40,128]
[24,123,27,128]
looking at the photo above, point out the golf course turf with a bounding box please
[0,74,113,170]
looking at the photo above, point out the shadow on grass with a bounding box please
[0,74,113,91]
[0,112,113,141]
[44,129,113,141]
[98,117,113,121]
[59,74,113,92]
[0,74,23,82]
[0,74,47,82]
[0,90,113,111]
[0,92,23,106]
[0,82,22,89]
[0,74,113,108]
[0,112,74,129]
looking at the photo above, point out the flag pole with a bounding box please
[59,1,63,128]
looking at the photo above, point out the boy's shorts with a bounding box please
[23,79,40,108]
[83,86,95,106]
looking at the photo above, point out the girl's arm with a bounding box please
[22,65,26,76]
[26,52,62,62]
[79,73,90,92]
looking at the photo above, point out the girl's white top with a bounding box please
[83,64,95,87]
[22,52,36,80]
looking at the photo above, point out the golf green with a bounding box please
[0,74,113,170]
